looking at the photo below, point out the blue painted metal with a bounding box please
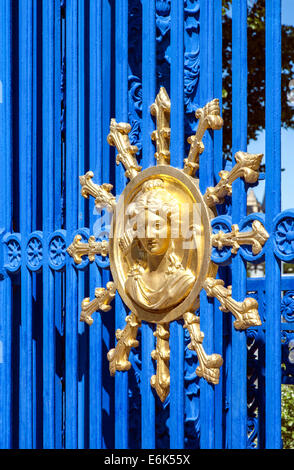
[0,0,12,449]
[265,0,282,449]
[231,0,248,449]
[0,0,291,450]
[141,0,156,450]
[65,0,79,449]
[170,0,185,451]
[199,0,216,450]
[114,0,129,450]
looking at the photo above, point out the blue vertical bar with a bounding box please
[231,0,248,449]
[89,0,103,449]
[213,0,223,179]
[141,0,156,449]
[42,0,55,448]
[199,0,215,450]
[77,0,87,449]
[53,0,62,449]
[115,0,129,449]
[65,0,79,448]
[265,0,281,449]
[0,0,12,449]
[170,0,185,450]
[213,1,224,448]
[19,0,33,449]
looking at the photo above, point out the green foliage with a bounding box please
[281,385,294,449]
[222,0,294,160]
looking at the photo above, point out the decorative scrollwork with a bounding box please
[273,211,294,262]
[26,234,43,271]
[4,234,21,272]
[49,234,66,270]
[281,291,294,323]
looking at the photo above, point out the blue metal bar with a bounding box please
[77,0,88,449]
[199,0,215,450]
[170,0,185,450]
[53,0,62,449]
[18,0,34,448]
[265,0,281,449]
[0,0,12,449]
[89,0,103,449]
[65,0,79,448]
[231,0,248,449]
[141,0,156,449]
[115,0,129,449]
[213,0,224,449]
[42,0,59,448]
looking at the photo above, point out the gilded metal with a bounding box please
[212,220,269,255]
[151,324,170,402]
[80,281,116,326]
[107,312,141,374]
[67,234,109,264]
[204,151,263,207]
[67,87,267,402]
[184,99,223,176]
[150,87,171,165]
[183,312,223,384]
[203,277,262,330]
[79,170,116,212]
[107,119,142,180]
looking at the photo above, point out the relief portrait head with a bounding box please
[119,178,197,312]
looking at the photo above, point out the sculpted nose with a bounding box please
[146,223,153,239]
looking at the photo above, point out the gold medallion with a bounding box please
[67,88,269,402]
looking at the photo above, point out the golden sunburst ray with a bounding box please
[107,313,141,375]
[204,151,264,207]
[183,98,223,176]
[79,170,116,212]
[203,278,262,330]
[212,220,269,255]
[80,282,116,326]
[183,312,223,385]
[150,87,171,166]
[107,119,142,180]
[67,234,109,264]
[150,324,170,402]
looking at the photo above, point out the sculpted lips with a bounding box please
[147,240,158,249]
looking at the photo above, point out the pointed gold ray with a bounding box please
[107,313,141,375]
[184,99,223,176]
[67,234,109,264]
[150,87,171,165]
[79,171,116,212]
[150,323,170,402]
[204,151,263,207]
[212,220,269,255]
[183,312,223,385]
[107,119,142,180]
[80,281,116,326]
[203,278,262,330]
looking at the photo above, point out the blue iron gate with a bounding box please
[0,0,293,450]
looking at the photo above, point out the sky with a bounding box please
[248,0,294,211]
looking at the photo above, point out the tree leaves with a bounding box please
[222,0,294,159]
